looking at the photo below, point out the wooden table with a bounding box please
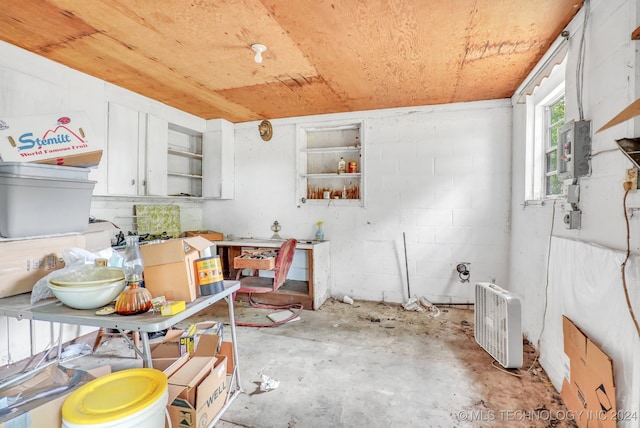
[216,239,330,309]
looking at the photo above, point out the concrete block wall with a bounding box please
[510,0,640,421]
[204,100,512,304]
[511,0,637,350]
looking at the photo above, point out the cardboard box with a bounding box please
[179,323,200,355]
[169,356,217,406]
[191,331,234,377]
[167,355,227,428]
[151,331,233,428]
[184,230,224,241]
[0,365,111,428]
[161,334,229,428]
[34,151,103,168]
[150,329,184,358]
[0,234,86,298]
[218,341,235,376]
[152,328,234,374]
[140,236,214,302]
[598,98,640,132]
[0,112,102,167]
[151,329,189,372]
[560,316,616,428]
[82,222,118,251]
[179,321,222,355]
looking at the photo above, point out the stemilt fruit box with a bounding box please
[0,112,102,167]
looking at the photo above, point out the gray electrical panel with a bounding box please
[558,120,591,180]
[564,210,581,229]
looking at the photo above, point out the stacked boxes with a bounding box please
[0,112,101,238]
[150,326,234,427]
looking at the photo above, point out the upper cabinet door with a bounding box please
[106,102,140,196]
[202,119,235,199]
[145,114,169,196]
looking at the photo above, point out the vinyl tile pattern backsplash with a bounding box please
[134,204,181,238]
[89,199,203,242]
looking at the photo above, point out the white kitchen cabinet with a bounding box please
[146,114,169,196]
[203,118,235,199]
[104,103,233,199]
[105,102,169,196]
[166,119,235,199]
[167,123,203,197]
[106,102,142,196]
[296,120,365,206]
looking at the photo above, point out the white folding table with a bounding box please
[0,280,243,428]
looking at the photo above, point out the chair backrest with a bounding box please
[272,239,297,291]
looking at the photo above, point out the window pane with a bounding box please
[546,174,562,195]
[550,97,565,124]
[545,95,564,197]
[550,123,561,148]
[546,151,557,172]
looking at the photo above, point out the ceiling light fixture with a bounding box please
[251,43,267,63]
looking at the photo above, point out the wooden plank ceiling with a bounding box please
[0,0,582,123]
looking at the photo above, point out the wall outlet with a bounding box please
[625,168,638,192]
[564,210,581,229]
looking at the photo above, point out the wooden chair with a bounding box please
[234,238,302,326]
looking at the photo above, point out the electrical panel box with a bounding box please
[558,120,591,180]
[563,210,581,229]
[564,184,580,204]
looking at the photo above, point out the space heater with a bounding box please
[474,282,523,369]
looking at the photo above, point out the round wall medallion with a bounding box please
[258,120,273,141]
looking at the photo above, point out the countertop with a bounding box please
[215,238,328,249]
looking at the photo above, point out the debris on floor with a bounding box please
[364,314,381,322]
[342,295,354,305]
[60,343,92,359]
[266,309,301,323]
[259,374,280,392]
[402,296,441,316]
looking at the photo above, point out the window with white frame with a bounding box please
[544,95,565,196]
[524,57,566,201]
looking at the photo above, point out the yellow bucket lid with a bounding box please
[62,368,167,424]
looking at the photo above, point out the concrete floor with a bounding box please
[212,306,471,427]
[18,298,574,428]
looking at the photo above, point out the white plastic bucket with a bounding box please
[61,368,168,428]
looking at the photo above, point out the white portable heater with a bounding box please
[474,282,523,368]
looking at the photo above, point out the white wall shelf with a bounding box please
[303,146,361,153]
[296,120,365,206]
[168,172,203,179]
[301,173,362,178]
[167,148,203,160]
[167,125,203,197]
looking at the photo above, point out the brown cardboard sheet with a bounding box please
[597,98,640,132]
[560,316,616,428]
